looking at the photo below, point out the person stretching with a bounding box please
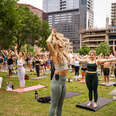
[46,29,69,116]
[103,54,111,85]
[78,50,116,108]
[15,46,25,89]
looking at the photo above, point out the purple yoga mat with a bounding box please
[65,91,80,98]
[8,84,46,93]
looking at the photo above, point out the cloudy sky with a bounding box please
[18,0,116,28]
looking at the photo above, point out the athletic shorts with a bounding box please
[81,67,87,71]
[71,65,74,68]
[103,68,110,76]
[8,65,13,70]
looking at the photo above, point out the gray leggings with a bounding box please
[18,67,25,87]
[49,75,66,116]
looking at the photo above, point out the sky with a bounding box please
[18,0,116,28]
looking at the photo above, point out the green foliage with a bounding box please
[20,44,35,56]
[0,0,50,52]
[0,0,18,49]
[37,21,51,51]
[14,5,41,52]
[78,45,90,55]
[95,42,110,56]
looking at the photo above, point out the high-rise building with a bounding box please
[111,3,116,26]
[86,0,94,28]
[43,0,94,50]
[43,0,80,12]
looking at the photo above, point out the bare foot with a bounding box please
[80,80,85,83]
[87,101,92,107]
[93,102,97,108]
[20,87,24,89]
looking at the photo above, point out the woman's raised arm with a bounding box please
[113,40,116,57]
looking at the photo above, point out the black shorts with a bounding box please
[103,68,110,76]
[81,67,87,71]
[72,65,74,68]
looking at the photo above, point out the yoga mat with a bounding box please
[110,88,116,95]
[0,77,3,88]
[99,82,116,86]
[8,84,46,93]
[99,78,114,81]
[31,76,48,80]
[65,91,80,98]
[76,97,113,112]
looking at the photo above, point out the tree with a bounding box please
[0,0,50,52]
[0,0,18,49]
[14,5,42,52]
[95,42,110,56]
[38,21,50,51]
[20,44,35,56]
[78,45,90,55]
[14,5,50,52]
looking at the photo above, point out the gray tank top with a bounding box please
[54,57,68,71]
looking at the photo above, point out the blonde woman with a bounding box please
[78,50,116,108]
[46,29,69,116]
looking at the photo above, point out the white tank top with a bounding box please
[17,59,24,66]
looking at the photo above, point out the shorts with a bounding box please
[8,65,13,70]
[103,68,110,76]
[81,67,87,71]
[72,65,74,68]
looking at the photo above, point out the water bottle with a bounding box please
[35,91,38,99]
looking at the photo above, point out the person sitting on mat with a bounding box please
[103,54,111,85]
[46,29,69,116]
[78,50,116,108]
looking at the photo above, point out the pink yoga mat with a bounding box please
[8,84,46,93]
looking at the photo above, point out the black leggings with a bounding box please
[36,65,40,77]
[86,73,98,102]
[50,61,55,80]
[114,68,116,78]
[74,66,80,76]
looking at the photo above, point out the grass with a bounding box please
[0,71,116,116]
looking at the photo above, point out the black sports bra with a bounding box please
[87,63,97,71]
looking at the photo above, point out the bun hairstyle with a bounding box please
[89,49,96,56]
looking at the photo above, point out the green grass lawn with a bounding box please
[0,71,116,116]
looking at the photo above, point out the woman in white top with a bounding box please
[74,56,80,81]
[15,46,25,89]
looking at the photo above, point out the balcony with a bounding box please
[82,39,105,43]
[82,34,106,38]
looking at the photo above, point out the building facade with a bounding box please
[43,0,94,51]
[43,0,80,12]
[17,3,46,20]
[111,3,116,26]
[80,27,116,48]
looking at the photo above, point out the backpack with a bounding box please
[25,74,29,80]
[35,91,51,103]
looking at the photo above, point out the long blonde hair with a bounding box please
[49,31,70,64]
[53,41,65,64]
